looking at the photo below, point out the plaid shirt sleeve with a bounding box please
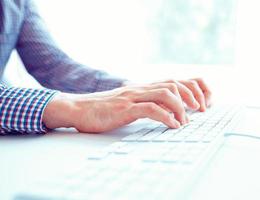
[0,84,57,135]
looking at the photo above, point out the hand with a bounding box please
[43,78,211,133]
[152,78,212,112]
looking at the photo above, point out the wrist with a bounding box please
[43,92,78,129]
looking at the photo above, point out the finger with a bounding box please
[134,88,187,125]
[192,78,212,107]
[174,82,200,110]
[140,82,182,100]
[150,81,199,109]
[131,102,181,129]
[159,103,171,112]
[138,82,186,113]
[180,80,206,112]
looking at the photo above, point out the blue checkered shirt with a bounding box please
[0,0,126,135]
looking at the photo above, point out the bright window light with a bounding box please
[35,0,237,67]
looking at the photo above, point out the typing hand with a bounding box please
[151,78,212,112]
[43,78,211,133]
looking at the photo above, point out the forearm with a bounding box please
[27,59,126,93]
[16,0,126,94]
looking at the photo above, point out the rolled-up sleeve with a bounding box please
[16,0,126,94]
[0,84,57,135]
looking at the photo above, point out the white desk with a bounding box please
[1,107,260,200]
[0,120,148,200]
[191,107,260,200]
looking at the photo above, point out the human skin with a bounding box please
[42,78,211,133]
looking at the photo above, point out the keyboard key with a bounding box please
[152,129,179,142]
[137,127,168,142]
[122,128,151,141]
[87,150,110,160]
[184,134,204,142]
[168,134,187,142]
[113,143,137,154]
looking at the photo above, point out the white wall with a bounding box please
[34,0,237,80]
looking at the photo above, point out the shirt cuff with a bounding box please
[0,86,58,135]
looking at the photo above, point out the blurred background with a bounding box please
[3,0,260,103]
[35,0,237,66]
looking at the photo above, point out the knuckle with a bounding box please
[206,90,212,97]
[196,92,204,99]
[163,79,177,84]
[164,79,174,83]
[168,83,178,92]
[168,79,177,83]
[189,80,198,87]
[159,88,172,97]
[195,77,203,82]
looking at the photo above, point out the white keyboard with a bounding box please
[14,105,243,200]
[87,105,242,163]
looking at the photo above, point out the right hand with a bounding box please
[43,82,203,133]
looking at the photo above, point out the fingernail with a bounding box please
[185,115,190,123]
[175,121,181,128]
[171,118,181,128]
[200,105,206,112]
[181,118,187,125]
[192,99,200,110]
[193,100,200,110]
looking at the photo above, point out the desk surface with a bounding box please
[0,119,150,200]
[192,107,260,200]
[1,107,260,200]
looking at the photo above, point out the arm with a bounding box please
[16,0,126,93]
[42,79,211,133]
[0,84,57,135]
[0,79,210,135]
